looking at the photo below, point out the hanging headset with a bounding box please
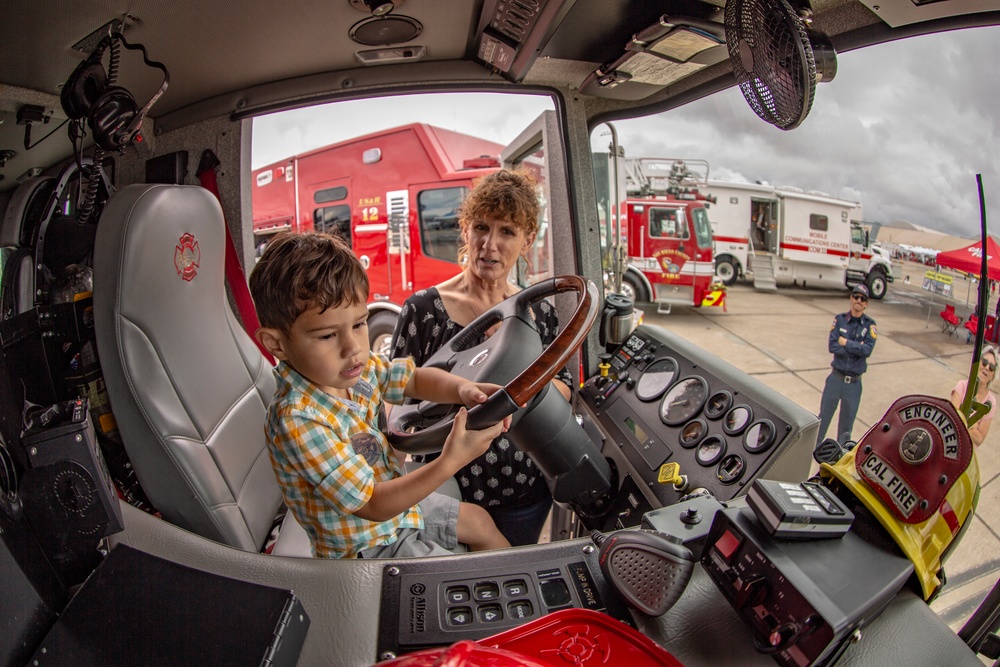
[60,31,169,152]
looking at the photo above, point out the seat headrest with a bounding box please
[1,176,55,248]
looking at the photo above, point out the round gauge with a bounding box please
[722,405,754,435]
[658,376,709,426]
[717,454,746,485]
[635,357,679,402]
[696,435,726,467]
[744,419,776,454]
[704,390,732,420]
[679,419,707,449]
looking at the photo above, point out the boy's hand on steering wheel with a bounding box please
[458,381,503,408]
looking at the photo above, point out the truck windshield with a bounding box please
[692,207,713,249]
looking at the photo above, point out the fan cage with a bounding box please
[725,0,817,130]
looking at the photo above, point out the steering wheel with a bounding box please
[387,275,599,454]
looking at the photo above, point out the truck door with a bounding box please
[751,198,777,253]
[848,223,870,271]
[642,205,691,282]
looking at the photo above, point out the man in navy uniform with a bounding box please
[816,284,878,448]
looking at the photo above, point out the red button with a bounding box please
[715,529,742,562]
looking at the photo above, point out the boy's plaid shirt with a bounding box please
[264,354,420,558]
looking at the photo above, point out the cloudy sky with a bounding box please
[253,24,999,239]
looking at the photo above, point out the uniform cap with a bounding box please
[820,394,980,599]
[851,284,870,298]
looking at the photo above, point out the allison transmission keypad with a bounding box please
[376,539,631,658]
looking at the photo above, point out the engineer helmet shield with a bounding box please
[820,394,980,600]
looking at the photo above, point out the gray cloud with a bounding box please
[612,27,1000,238]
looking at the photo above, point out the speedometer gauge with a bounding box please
[635,357,679,402]
[659,376,708,426]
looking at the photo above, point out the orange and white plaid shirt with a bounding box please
[264,354,420,558]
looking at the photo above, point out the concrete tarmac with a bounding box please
[639,272,999,637]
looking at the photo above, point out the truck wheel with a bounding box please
[622,270,651,304]
[368,311,399,356]
[715,256,739,286]
[866,271,888,300]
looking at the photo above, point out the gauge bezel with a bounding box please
[679,418,708,449]
[704,390,733,420]
[743,419,776,454]
[695,435,727,467]
[722,404,754,435]
[658,376,709,426]
[634,356,680,402]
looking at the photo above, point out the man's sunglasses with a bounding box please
[851,294,868,303]
[982,358,996,372]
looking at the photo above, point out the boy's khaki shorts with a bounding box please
[358,492,459,558]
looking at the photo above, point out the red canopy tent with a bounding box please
[935,236,1000,281]
[934,236,1000,343]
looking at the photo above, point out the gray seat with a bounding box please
[1,176,54,320]
[93,183,306,553]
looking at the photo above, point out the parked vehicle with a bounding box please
[603,158,717,312]
[706,181,897,299]
[252,123,512,352]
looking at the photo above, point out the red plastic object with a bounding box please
[374,608,685,667]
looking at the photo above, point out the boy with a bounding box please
[249,232,511,558]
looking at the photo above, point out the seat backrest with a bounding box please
[1,176,55,320]
[93,184,282,551]
[945,305,955,315]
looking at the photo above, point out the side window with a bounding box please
[418,187,465,263]
[810,213,829,232]
[315,186,348,204]
[649,208,687,239]
[314,204,352,248]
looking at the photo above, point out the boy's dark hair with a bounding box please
[249,232,368,332]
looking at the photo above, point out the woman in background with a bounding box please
[950,344,997,447]
[390,168,572,546]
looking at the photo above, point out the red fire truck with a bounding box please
[605,158,718,313]
[251,123,510,353]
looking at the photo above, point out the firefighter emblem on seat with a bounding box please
[174,233,201,281]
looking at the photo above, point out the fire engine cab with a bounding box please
[705,181,897,299]
[251,123,509,352]
[610,158,717,313]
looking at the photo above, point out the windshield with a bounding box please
[692,207,712,248]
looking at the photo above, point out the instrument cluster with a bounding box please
[579,325,815,519]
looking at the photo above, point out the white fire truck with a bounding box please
[704,181,896,299]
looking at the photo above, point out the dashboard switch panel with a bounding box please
[377,539,631,658]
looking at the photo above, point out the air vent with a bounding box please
[492,0,541,43]
[474,0,573,82]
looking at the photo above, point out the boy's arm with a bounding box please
[404,366,502,407]
[353,408,507,522]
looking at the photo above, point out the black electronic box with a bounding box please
[702,505,913,667]
[747,479,854,539]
